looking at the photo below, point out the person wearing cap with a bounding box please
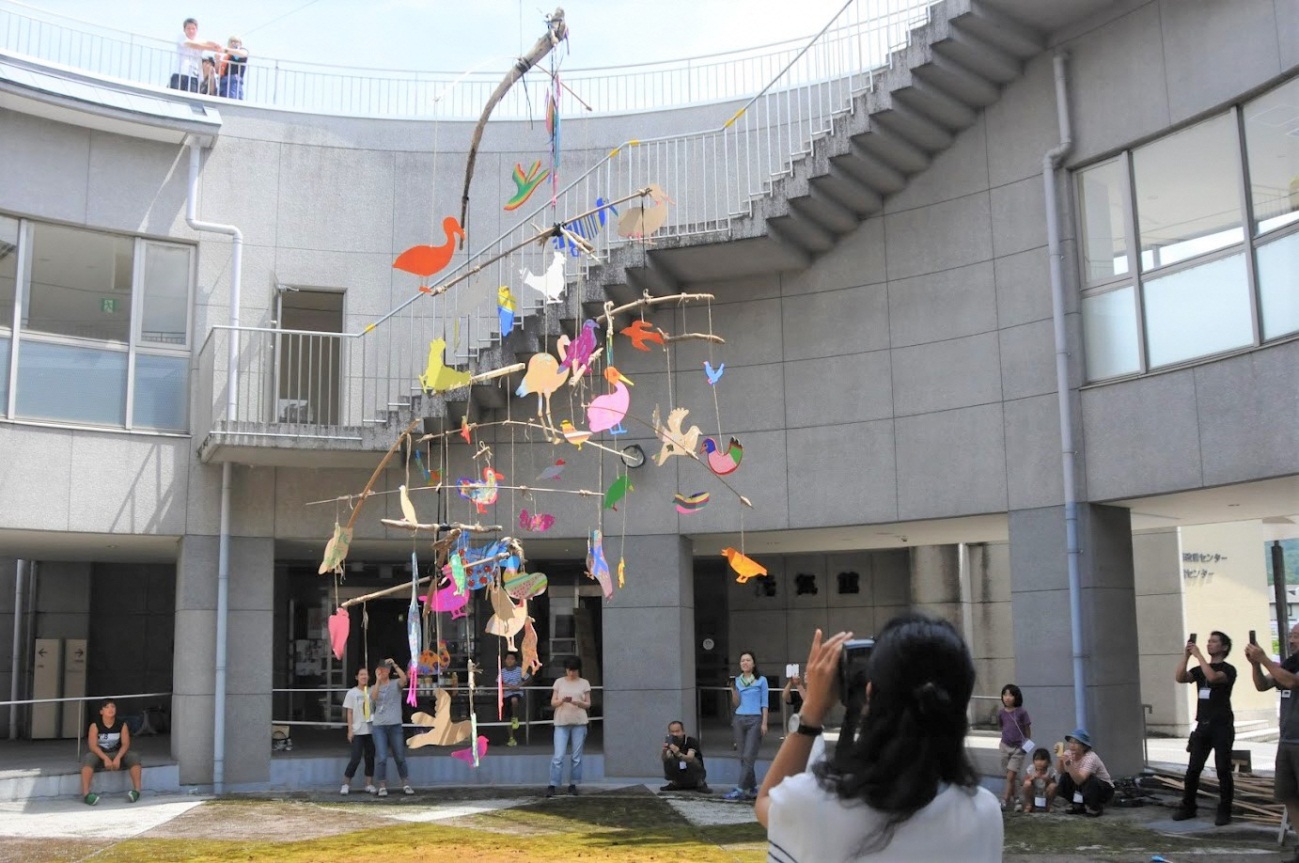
[1172,630,1236,825]
[1245,622,1299,862]
[1055,728,1113,816]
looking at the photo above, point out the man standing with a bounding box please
[660,720,709,793]
[170,18,221,92]
[1172,631,1236,825]
[1246,623,1299,862]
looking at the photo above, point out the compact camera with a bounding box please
[838,638,875,705]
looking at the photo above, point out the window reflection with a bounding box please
[1142,253,1253,367]
[1082,288,1140,379]
[1244,76,1299,235]
[26,223,133,342]
[0,215,17,328]
[1257,232,1299,339]
[1078,159,1130,283]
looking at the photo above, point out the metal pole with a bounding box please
[9,560,25,740]
[1274,541,1290,650]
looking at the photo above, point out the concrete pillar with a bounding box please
[601,534,694,778]
[910,544,962,627]
[1133,529,1188,736]
[966,543,1015,715]
[1009,504,1144,775]
[173,534,274,787]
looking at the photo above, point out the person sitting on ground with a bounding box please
[1055,728,1114,816]
[1020,747,1058,813]
[80,699,143,805]
[660,719,709,793]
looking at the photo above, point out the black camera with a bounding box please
[838,638,874,705]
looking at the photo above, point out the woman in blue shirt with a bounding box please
[724,650,768,800]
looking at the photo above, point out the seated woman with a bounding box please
[1056,728,1114,816]
[80,699,143,805]
[757,614,1002,861]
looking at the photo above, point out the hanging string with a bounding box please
[706,298,725,440]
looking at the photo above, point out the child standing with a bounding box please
[1020,748,1058,812]
[998,683,1032,811]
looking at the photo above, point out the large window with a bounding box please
[1076,74,1299,381]
[0,215,192,431]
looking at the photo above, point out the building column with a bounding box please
[1133,528,1188,736]
[911,544,963,626]
[1010,504,1144,775]
[173,534,273,787]
[601,534,694,778]
[965,543,1015,715]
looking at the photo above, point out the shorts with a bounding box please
[1028,775,1056,794]
[1275,743,1299,802]
[999,741,1027,774]
[81,750,141,770]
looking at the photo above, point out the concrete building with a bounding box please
[1,0,1297,792]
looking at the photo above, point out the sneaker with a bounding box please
[340,784,350,795]
[364,785,377,794]
[511,716,520,730]
[507,737,518,747]
[403,785,415,795]
[1012,800,1022,813]
[84,793,99,806]
[1171,808,1196,821]
[1085,806,1103,817]
[568,784,578,796]
[377,787,388,797]
[660,782,681,792]
[1067,804,1086,815]
[744,788,758,800]
[127,790,140,803]
[723,787,746,801]
[1214,811,1231,826]
[545,785,556,798]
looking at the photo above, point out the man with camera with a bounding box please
[1172,631,1236,825]
[659,720,708,793]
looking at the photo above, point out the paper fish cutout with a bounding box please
[522,250,567,303]
[586,529,613,600]
[458,468,503,514]
[722,547,768,583]
[504,568,548,600]
[394,217,464,280]
[521,616,542,675]
[519,508,556,532]
[449,551,468,595]
[504,160,549,211]
[407,566,421,706]
[652,406,703,467]
[419,338,472,393]
[536,459,566,482]
[674,491,711,514]
[485,583,528,650]
[451,735,490,766]
[617,184,672,239]
[587,366,634,434]
[559,319,600,376]
[560,420,591,450]
[617,557,626,589]
[621,319,665,351]
[604,474,633,511]
[328,608,350,660]
[407,687,471,748]
[466,563,494,591]
[701,436,743,476]
[318,521,353,574]
[555,197,618,257]
[705,361,725,385]
[497,285,516,336]
[423,580,469,619]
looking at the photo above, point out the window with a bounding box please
[1082,287,1141,379]
[1078,158,1131,283]
[25,222,134,342]
[1244,76,1299,235]
[140,242,190,346]
[1256,232,1299,339]
[1142,253,1253,367]
[0,215,17,329]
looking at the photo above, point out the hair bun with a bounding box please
[912,681,952,717]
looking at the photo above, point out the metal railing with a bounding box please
[0,0,935,119]
[0,691,172,758]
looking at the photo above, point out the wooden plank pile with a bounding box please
[1149,767,1283,824]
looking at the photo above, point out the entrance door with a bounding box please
[275,289,343,425]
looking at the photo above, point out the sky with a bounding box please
[28,0,856,73]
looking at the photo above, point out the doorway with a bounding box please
[275,288,344,425]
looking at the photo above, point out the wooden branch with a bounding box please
[602,290,717,329]
[662,333,725,345]
[470,363,525,384]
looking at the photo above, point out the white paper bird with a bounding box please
[399,484,419,526]
[522,250,566,303]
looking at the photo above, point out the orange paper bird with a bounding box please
[394,216,465,280]
[721,547,767,583]
[620,319,665,351]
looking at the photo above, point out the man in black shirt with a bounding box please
[1247,624,1299,862]
[660,720,709,792]
[1172,631,1236,825]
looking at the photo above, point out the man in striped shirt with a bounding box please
[499,652,529,746]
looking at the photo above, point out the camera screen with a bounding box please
[838,638,875,705]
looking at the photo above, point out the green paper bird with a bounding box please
[604,474,633,511]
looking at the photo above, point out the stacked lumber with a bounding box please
[1149,767,1283,824]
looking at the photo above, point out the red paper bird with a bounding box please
[393,216,465,281]
[620,319,665,351]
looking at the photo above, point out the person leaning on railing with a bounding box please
[217,37,249,100]
[170,18,222,93]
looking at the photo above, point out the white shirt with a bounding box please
[342,686,372,735]
[767,773,1003,862]
[176,33,202,78]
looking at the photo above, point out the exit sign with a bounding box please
[101,298,117,313]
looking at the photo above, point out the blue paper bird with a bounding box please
[705,361,725,386]
[558,319,600,375]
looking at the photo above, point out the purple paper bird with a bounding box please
[558,319,600,374]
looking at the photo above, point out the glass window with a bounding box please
[1078,159,1130,283]
[15,340,127,426]
[1142,253,1253,367]
[0,335,8,412]
[140,242,191,346]
[24,223,134,342]
[1082,287,1141,380]
[1133,114,1244,270]
[1244,76,1299,235]
[132,353,188,430]
[0,215,17,329]
[1256,232,1299,340]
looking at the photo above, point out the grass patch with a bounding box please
[1002,811,1265,856]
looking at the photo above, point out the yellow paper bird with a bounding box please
[721,547,767,583]
[617,558,626,589]
[418,338,472,393]
[560,420,592,450]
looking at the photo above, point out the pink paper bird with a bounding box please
[451,735,489,766]
[587,366,634,434]
[328,608,350,660]
[422,580,469,619]
[519,508,556,532]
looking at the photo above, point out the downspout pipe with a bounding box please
[186,138,242,793]
[1042,53,1086,731]
[9,560,25,740]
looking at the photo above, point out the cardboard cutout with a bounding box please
[722,547,767,583]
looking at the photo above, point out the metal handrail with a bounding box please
[0,691,173,760]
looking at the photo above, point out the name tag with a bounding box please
[679,760,687,770]
[1199,688,1211,700]
[1073,792,1084,803]
[1284,690,1292,699]
[1035,795,1047,808]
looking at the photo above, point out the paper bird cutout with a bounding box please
[560,420,591,449]
[460,416,473,444]
[328,608,350,660]
[412,449,440,485]
[408,687,472,748]
[522,250,567,304]
[399,484,420,526]
[419,338,472,393]
[519,508,556,532]
[498,286,516,336]
[458,467,503,514]
[521,616,543,675]
[652,406,703,467]
[586,529,613,600]
[701,436,743,476]
[449,551,468,595]
[318,521,353,574]
[451,735,490,766]
[587,366,634,434]
[722,547,768,583]
[617,557,626,589]
[604,474,633,511]
[516,338,572,420]
[618,184,672,240]
[621,319,665,351]
[423,580,469,619]
[558,319,600,376]
[555,197,618,256]
[394,217,464,281]
[417,641,452,674]
[536,459,566,482]
[504,569,548,600]
[485,582,528,650]
[674,491,711,514]
[504,160,549,211]
[705,361,725,385]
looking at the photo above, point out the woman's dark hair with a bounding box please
[99,698,116,710]
[814,612,979,854]
[1001,683,1023,707]
[738,650,760,679]
[563,656,582,672]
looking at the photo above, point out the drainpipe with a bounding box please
[9,560,25,740]
[186,138,243,793]
[1042,53,1086,732]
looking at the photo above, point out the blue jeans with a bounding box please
[550,724,587,786]
[372,724,408,782]
[733,713,762,791]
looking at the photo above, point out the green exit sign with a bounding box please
[101,298,117,313]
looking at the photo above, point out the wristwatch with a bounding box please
[795,722,823,738]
